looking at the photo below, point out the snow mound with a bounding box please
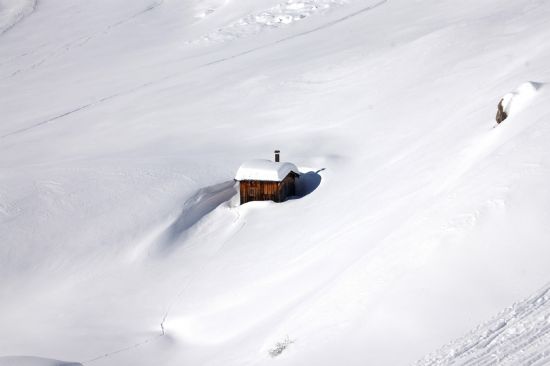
[500,81,542,118]
[190,0,349,43]
[416,284,550,366]
[0,356,81,366]
[235,159,300,181]
[0,0,36,35]
[147,180,238,256]
[194,0,227,19]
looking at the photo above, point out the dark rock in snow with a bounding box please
[496,98,508,124]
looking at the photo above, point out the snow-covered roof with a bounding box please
[235,159,300,182]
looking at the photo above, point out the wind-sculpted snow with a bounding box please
[0,0,36,35]
[499,81,543,122]
[152,180,238,256]
[416,285,550,366]
[190,0,349,43]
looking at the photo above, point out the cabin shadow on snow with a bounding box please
[293,169,323,199]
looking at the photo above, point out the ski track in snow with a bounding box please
[1,1,164,80]
[416,284,550,366]
[81,335,163,365]
[1,0,387,139]
[0,82,155,139]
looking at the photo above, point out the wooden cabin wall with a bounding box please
[239,173,298,204]
[278,175,295,200]
[240,180,281,204]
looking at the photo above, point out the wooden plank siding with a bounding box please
[239,172,298,204]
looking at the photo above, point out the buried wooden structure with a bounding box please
[235,151,300,205]
[238,173,299,204]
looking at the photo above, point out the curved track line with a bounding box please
[1,0,164,80]
[81,334,164,365]
[1,81,154,139]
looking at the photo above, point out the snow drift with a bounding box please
[500,81,542,120]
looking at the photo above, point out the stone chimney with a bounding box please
[274,150,280,162]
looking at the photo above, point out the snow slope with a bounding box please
[1,0,550,365]
[0,0,36,35]
[0,356,81,366]
[417,283,550,366]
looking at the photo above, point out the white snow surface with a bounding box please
[189,0,350,43]
[0,0,36,35]
[235,159,299,181]
[500,81,541,119]
[416,284,550,366]
[0,356,81,366]
[1,0,550,365]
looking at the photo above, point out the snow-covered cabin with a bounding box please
[235,151,300,205]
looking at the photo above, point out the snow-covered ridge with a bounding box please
[190,0,349,43]
[0,0,36,35]
[416,284,550,366]
[500,81,542,119]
